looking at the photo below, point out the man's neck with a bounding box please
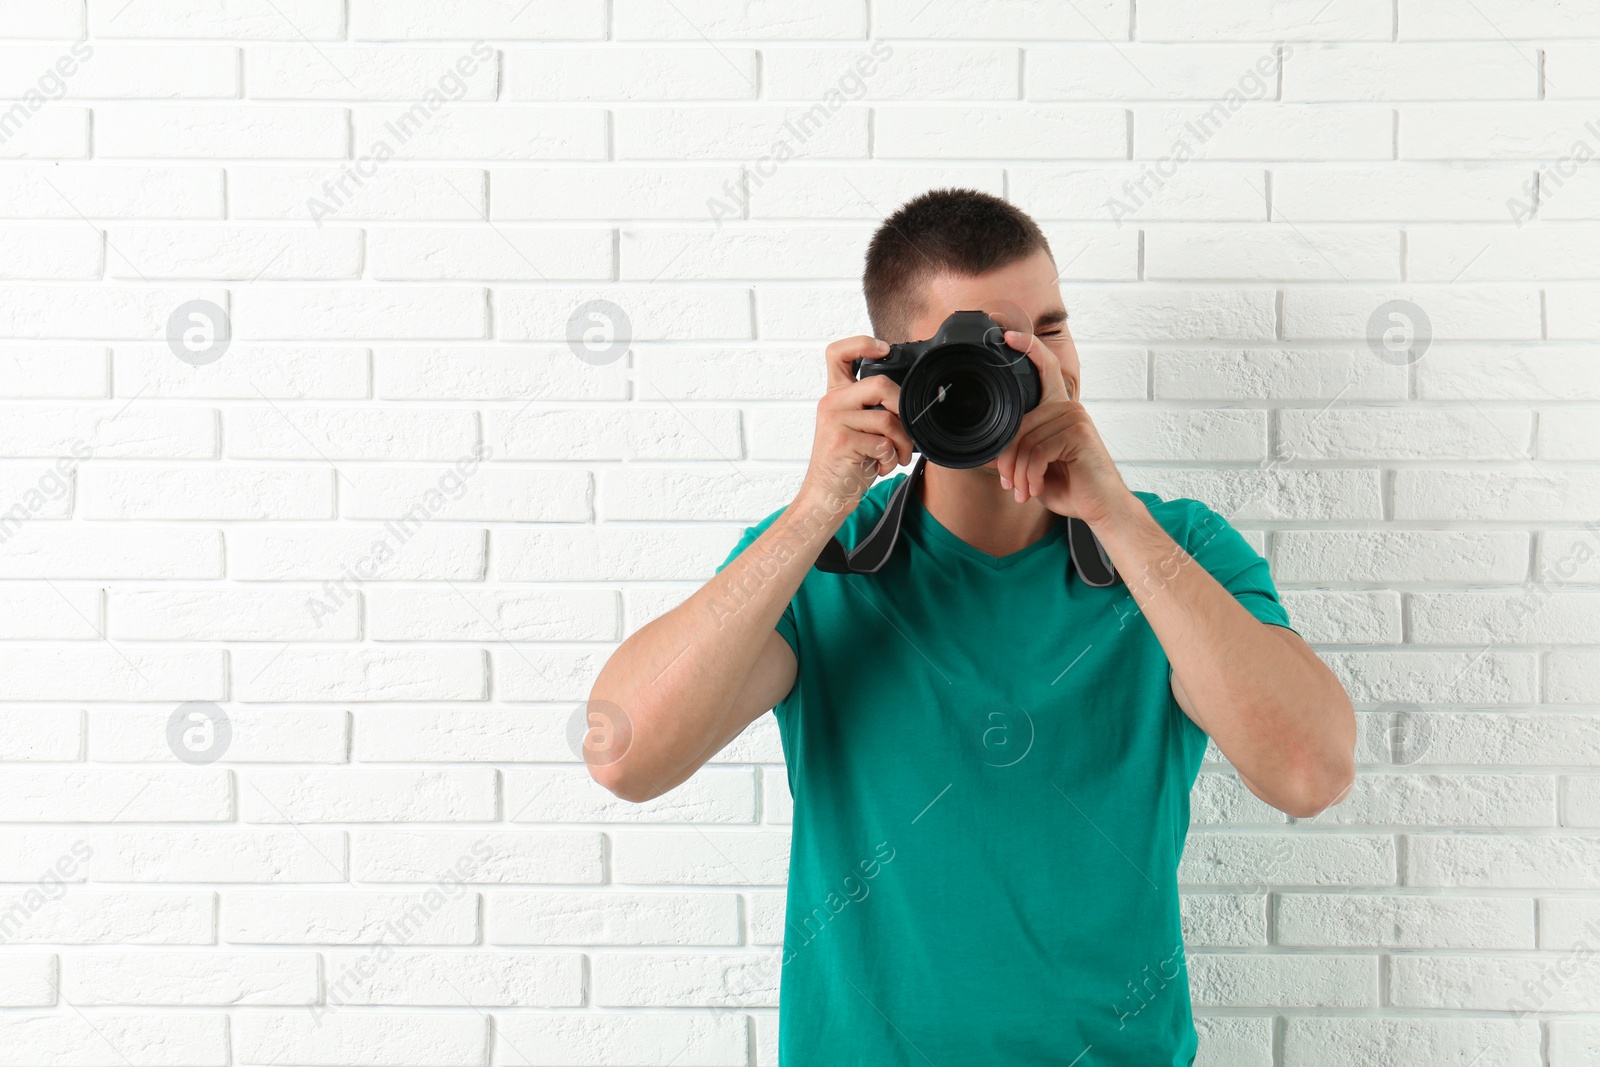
[917,461,1059,560]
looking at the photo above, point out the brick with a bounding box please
[0,1014,227,1064]
[615,0,865,39]
[1272,166,1532,221]
[1276,893,1533,948]
[1133,106,1392,161]
[116,343,367,398]
[1015,166,1267,222]
[367,587,616,641]
[228,526,485,580]
[492,1014,746,1067]
[350,1,604,39]
[493,166,740,220]
[88,0,344,38]
[88,708,346,763]
[1283,1018,1540,1067]
[611,830,790,885]
[1406,834,1600,888]
[616,106,869,160]
[768,45,1016,100]
[353,830,602,885]
[1401,0,1600,39]
[496,286,752,342]
[621,226,870,281]
[233,1014,486,1066]
[1140,0,1389,40]
[96,106,346,158]
[505,47,757,100]
[0,285,228,339]
[62,952,316,1005]
[109,588,357,641]
[224,891,478,945]
[748,164,1003,218]
[0,584,102,639]
[0,163,222,217]
[233,287,488,340]
[878,105,1126,159]
[375,346,625,400]
[0,45,238,99]
[341,467,590,521]
[0,891,212,944]
[507,767,757,824]
[234,648,487,702]
[0,107,88,159]
[1031,45,1281,100]
[0,406,213,457]
[369,225,613,282]
[0,712,81,760]
[230,166,486,222]
[1403,105,1600,160]
[353,106,606,160]
[240,771,492,825]
[0,527,222,579]
[486,405,741,461]
[1279,406,1531,460]
[1178,832,1396,887]
[1188,954,1377,1008]
[1282,286,1541,340]
[1145,225,1400,280]
[227,406,478,460]
[592,951,779,1007]
[0,648,224,701]
[487,891,740,946]
[0,346,108,396]
[106,225,361,280]
[0,226,103,278]
[1285,45,1534,101]
[89,829,346,882]
[321,950,583,1007]
[82,467,333,519]
[248,44,498,100]
[1395,470,1600,522]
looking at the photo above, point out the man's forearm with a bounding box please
[1088,494,1356,816]
[586,479,857,800]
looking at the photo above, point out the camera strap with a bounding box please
[813,454,1123,587]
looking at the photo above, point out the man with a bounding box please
[586,188,1356,1065]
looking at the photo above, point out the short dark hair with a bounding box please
[862,187,1054,342]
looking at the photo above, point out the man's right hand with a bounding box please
[800,335,916,510]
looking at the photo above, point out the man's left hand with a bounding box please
[992,329,1136,528]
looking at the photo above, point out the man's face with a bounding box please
[905,249,1080,471]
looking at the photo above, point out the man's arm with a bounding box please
[585,336,914,802]
[584,499,818,803]
[1091,501,1356,818]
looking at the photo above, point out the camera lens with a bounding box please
[901,344,1026,469]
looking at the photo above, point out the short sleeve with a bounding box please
[1181,501,1302,639]
[714,520,802,659]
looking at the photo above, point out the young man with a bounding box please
[586,188,1356,1065]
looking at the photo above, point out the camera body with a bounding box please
[851,309,1042,469]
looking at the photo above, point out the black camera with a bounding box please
[852,310,1042,469]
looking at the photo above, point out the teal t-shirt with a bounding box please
[715,472,1298,1066]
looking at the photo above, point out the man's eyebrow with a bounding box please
[1034,308,1069,330]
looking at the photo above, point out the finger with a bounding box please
[1014,420,1071,502]
[824,372,903,416]
[841,408,914,467]
[824,335,891,392]
[1005,329,1069,402]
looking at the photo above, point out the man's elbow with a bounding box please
[1279,749,1356,819]
[589,758,662,804]
[578,690,659,803]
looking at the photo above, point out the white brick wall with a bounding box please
[0,3,1596,1065]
